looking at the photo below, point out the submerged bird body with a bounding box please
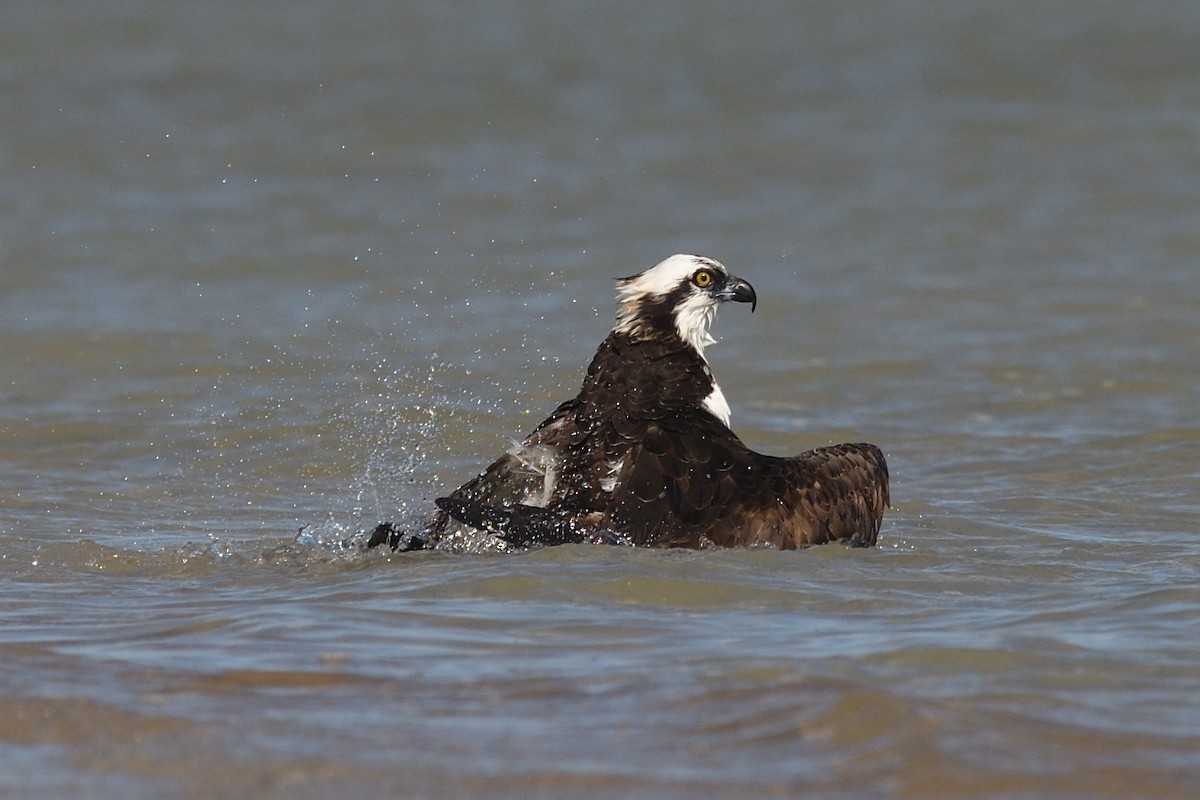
[369,254,888,552]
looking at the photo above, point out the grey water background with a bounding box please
[3,1,1199,797]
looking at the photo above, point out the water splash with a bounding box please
[329,356,458,542]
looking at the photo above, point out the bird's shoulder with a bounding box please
[580,333,716,419]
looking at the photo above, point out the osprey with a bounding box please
[368,254,888,552]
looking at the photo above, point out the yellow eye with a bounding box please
[693,269,713,288]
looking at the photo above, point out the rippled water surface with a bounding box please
[3,2,1199,797]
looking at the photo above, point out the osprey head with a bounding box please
[613,254,756,355]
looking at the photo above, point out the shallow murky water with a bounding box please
[3,2,1199,797]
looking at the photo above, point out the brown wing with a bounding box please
[607,410,889,549]
[737,441,889,548]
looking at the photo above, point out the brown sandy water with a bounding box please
[2,2,1198,797]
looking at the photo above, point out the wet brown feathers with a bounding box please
[369,254,888,551]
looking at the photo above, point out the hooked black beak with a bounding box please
[719,276,757,312]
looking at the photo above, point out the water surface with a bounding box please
[2,2,1199,797]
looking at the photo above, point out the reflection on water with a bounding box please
[2,1,1199,797]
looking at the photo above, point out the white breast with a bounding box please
[702,381,732,427]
